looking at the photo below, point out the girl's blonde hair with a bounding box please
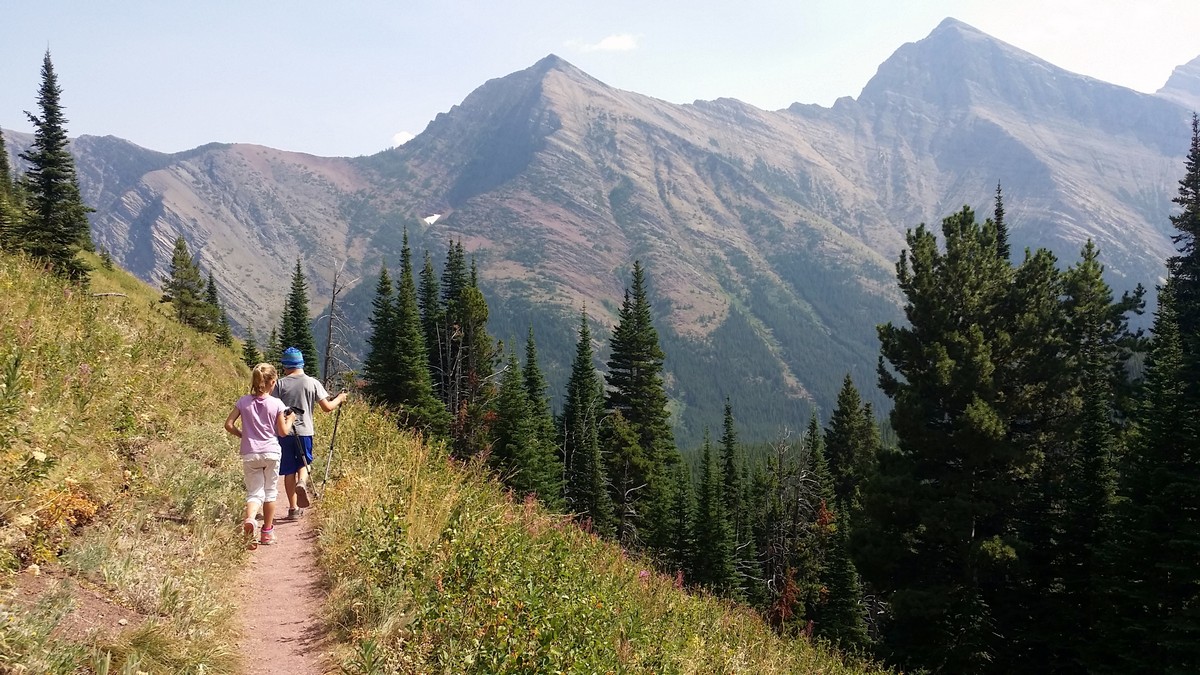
[251,363,278,396]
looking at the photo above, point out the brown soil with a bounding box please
[4,566,147,641]
[236,478,331,675]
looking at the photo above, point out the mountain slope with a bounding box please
[1158,54,1200,111]
[4,18,1194,443]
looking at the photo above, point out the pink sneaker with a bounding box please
[259,527,277,545]
[242,520,257,550]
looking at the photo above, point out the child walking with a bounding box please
[225,363,295,548]
[273,347,347,519]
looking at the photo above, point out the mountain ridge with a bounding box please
[4,18,1196,442]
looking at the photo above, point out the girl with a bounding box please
[225,363,295,547]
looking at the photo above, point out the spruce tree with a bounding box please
[363,264,398,403]
[16,51,93,280]
[602,410,648,547]
[216,310,233,347]
[280,259,319,378]
[694,431,739,595]
[994,182,1009,261]
[395,234,450,434]
[418,250,444,399]
[0,128,17,250]
[203,273,222,333]
[493,351,560,506]
[242,322,262,368]
[561,312,614,536]
[816,519,870,651]
[264,327,281,368]
[605,261,679,555]
[161,236,208,329]
[523,327,558,456]
[666,462,697,581]
[0,127,13,197]
[824,374,878,514]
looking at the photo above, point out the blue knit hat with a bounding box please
[281,347,304,369]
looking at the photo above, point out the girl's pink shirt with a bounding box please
[236,394,286,456]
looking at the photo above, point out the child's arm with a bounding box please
[224,407,242,438]
[318,391,348,412]
[276,409,296,436]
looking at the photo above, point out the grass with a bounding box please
[317,409,886,674]
[0,251,248,673]
[1,249,884,674]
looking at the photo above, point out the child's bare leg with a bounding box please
[243,499,261,523]
[297,465,308,488]
[284,472,298,509]
[263,500,275,530]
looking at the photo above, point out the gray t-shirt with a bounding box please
[272,372,329,437]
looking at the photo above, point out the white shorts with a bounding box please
[242,453,281,504]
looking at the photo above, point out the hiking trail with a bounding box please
[236,478,329,675]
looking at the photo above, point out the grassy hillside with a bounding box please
[0,251,883,674]
[0,252,249,673]
[317,412,885,674]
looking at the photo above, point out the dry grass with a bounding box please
[316,407,886,674]
[0,251,248,673]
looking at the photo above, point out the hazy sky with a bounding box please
[2,1,1198,157]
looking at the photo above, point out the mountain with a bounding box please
[4,18,1195,444]
[1159,54,1200,111]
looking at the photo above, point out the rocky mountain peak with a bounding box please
[1157,54,1200,111]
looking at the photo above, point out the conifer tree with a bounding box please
[816,520,870,651]
[280,259,319,378]
[216,310,233,347]
[493,351,560,506]
[363,264,398,403]
[606,261,679,555]
[15,51,93,280]
[824,375,878,513]
[601,410,648,546]
[418,250,444,398]
[694,431,739,595]
[241,322,261,368]
[203,273,222,333]
[523,327,558,456]
[868,206,1030,672]
[264,327,281,368]
[0,128,18,250]
[395,233,450,434]
[666,462,697,580]
[1102,116,1200,672]
[994,182,1009,261]
[561,312,614,535]
[719,399,745,535]
[161,236,208,329]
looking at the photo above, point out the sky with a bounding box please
[2,1,1198,158]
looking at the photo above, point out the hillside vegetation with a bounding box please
[0,251,881,673]
[0,252,249,672]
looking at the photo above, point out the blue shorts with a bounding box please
[279,435,313,476]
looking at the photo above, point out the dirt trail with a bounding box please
[237,478,329,675]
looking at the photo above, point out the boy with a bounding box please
[273,347,348,518]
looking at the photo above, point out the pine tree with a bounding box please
[994,182,1009,261]
[363,264,398,403]
[816,519,870,651]
[418,250,444,399]
[202,273,221,333]
[216,310,233,347]
[824,375,878,514]
[395,233,450,434]
[561,312,614,536]
[15,51,93,280]
[1101,116,1200,673]
[605,261,679,555]
[523,327,558,455]
[264,327,281,368]
[0,128,18,250]
[241,322,262,368]
[280,259,319,378]
[161,236,208,329]
[666,462,697,581]
[694,431,739,595]
[602,410,648,547]
[493,351,560,506]
[868,206,1031,672]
